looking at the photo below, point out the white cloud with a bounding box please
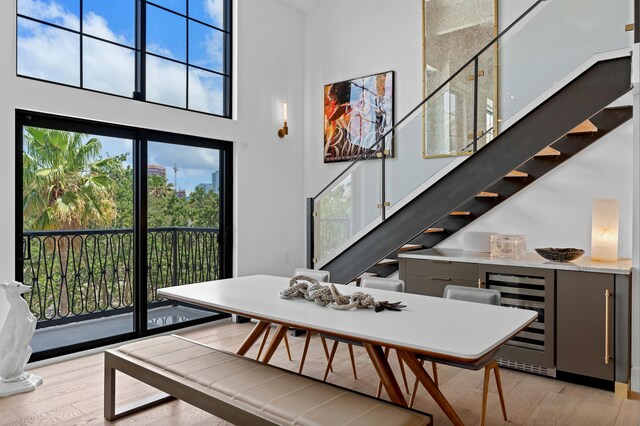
[149,142,219,170]
[17,18,80,86]
[189,68,224,115]
[83,12,128,45]
[146,55,186,107]
[205,0,224,27]
[18,0,223,114]
[204,28,224,73]
[18,0,79,29]
[147,42,176,60]
[148,143,220,192]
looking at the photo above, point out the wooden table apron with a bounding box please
[157,275,536,426]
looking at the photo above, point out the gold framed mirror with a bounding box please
[422,0,498,158]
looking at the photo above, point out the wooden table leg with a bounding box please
[255,327,271,360]
[397,350,463,426]
[237,320,270,356]
[299,332,313,374]
[320,336,333,373]
[260,324,289,364]
[323,341,339,381]
[364,343,407,406]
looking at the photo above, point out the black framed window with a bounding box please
[16,0,231,117]
[16,110,234,361]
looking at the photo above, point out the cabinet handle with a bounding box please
[429,277,451,281]
[431,260,451,264]
[605,289,613,365]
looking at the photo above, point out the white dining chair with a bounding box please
[409,285,508,426]
[293,268,331,283]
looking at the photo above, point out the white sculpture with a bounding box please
[0,281,43,397]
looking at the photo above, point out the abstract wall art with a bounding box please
[323,71,394,163]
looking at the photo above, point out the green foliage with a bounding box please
[318,180,351,219]
[187,186,220,227]
[23,127,120,230]
[109,155,134,229]
[23,127,220,231]
[22,127,221,320]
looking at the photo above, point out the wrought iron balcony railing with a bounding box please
[21,227,220,326]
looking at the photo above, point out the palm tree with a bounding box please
[148,174,174,198]
[23,127,119,230]
[22,127,121,316]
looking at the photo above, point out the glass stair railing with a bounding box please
[310,0,634,269]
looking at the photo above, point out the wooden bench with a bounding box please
[104,335,432,425]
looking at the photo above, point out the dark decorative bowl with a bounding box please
[535,247,585,262]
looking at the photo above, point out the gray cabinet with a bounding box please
[557,271,614,381]
[399,255,632,387]
[401,258,478,297]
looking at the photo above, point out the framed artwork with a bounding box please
[323,71,394,163]
[422,0,498,158]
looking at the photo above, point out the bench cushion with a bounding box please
[114,335,430,426]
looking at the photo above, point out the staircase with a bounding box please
[367,105,632,280]
[308,0,634,284]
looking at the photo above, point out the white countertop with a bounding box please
[158,275,536,362]
[399,248,632,275]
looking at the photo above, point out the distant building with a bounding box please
[196,171,220,194]
[175,189,186,199]
[148,164,166,178]
[196,183,213,192]
[211,171,219,194]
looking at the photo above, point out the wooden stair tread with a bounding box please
[377,259,399,266]
[568,119,597,135]
[476,191,499,198]
[424,227,445,234]
[505,170,528,178]
[398,244,423,252]
[535,147,561,157]
[449,211,471,216]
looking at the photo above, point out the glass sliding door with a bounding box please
[146,141,225,330]
[19,115,136,357]
[17,112,232,361]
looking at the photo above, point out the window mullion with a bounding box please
[135,0,146,100]
[186,0,190,110]
[224,0,232,117]
[79,0,84,88]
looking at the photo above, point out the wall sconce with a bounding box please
[278,100,288,138]
[591,199,619,262]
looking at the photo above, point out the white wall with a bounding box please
[302,0,423,197]
[0,0,307,280]
[302,0,538,199]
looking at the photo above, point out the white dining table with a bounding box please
[158,275,537,425]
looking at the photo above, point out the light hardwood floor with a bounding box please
[1,319,638,425]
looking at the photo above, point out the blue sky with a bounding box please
[97,137,220,195]
[17,0,225,112]
[18,0,223,194]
